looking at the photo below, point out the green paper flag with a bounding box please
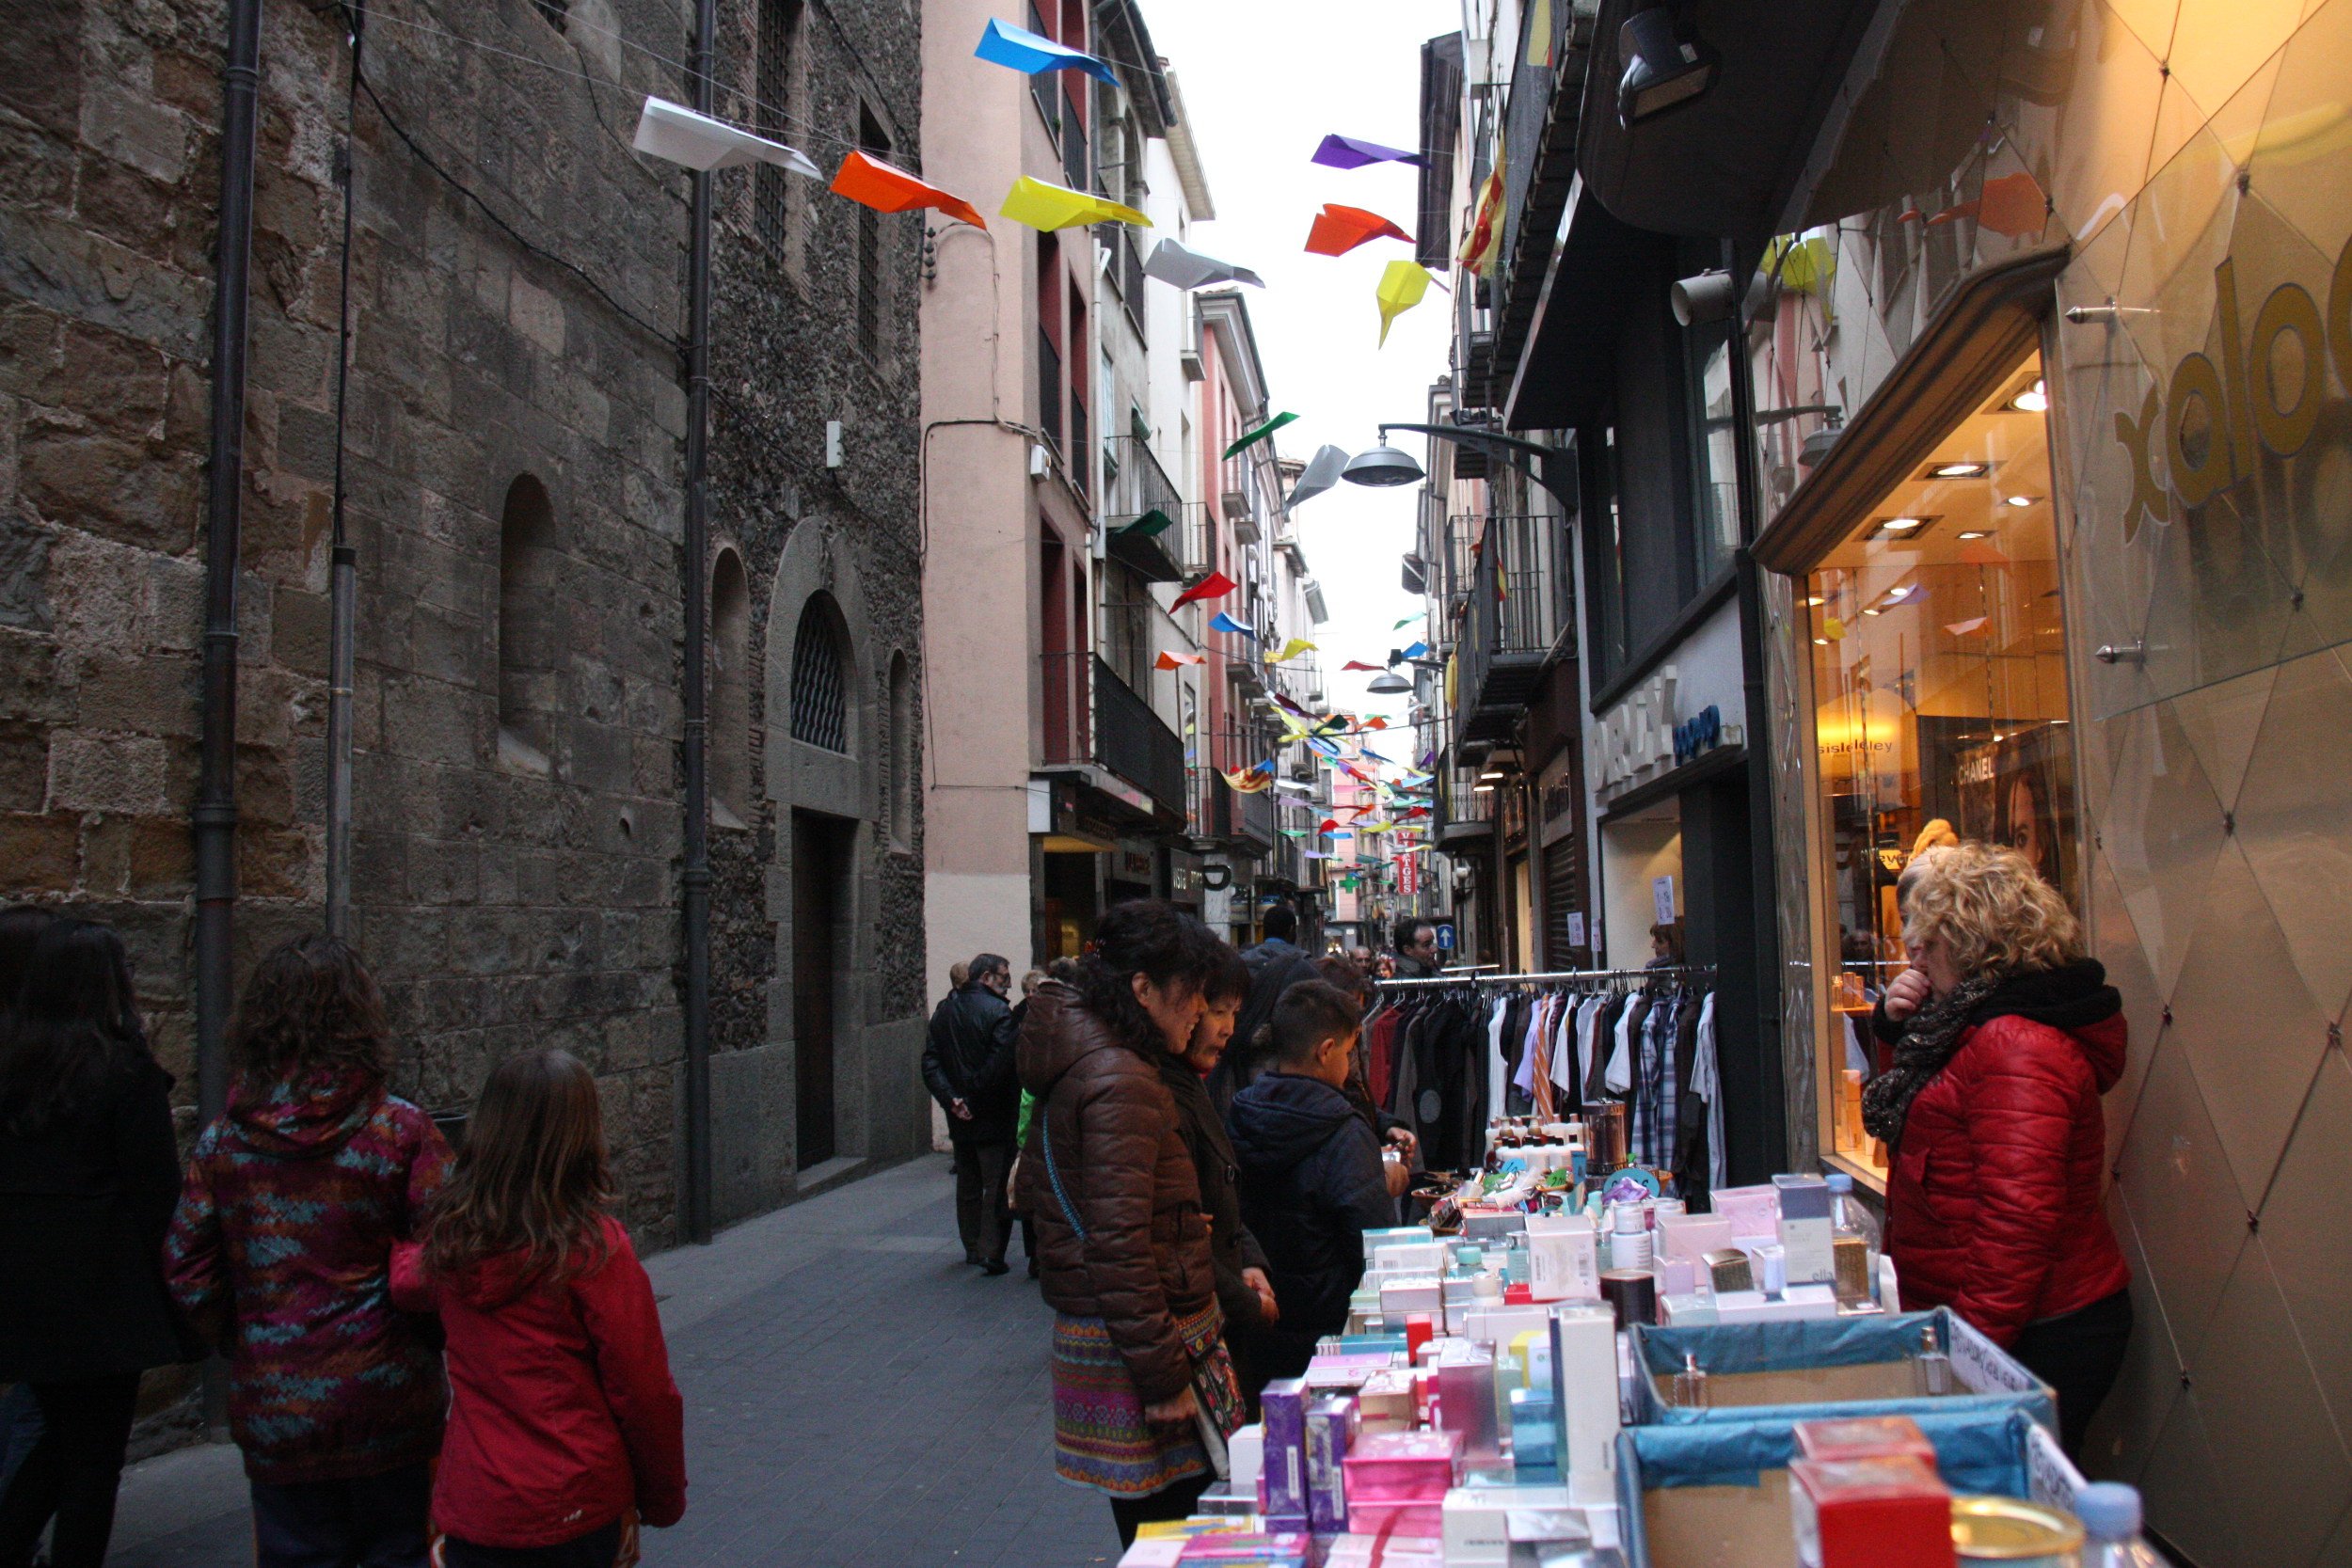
[1392,616,1419,629]
[1113,508,1176,539]
[1224,412,1297,461]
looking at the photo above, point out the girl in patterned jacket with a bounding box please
[167,936,453,1568]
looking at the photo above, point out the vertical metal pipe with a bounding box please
[197,0,262,1131]
[325,2,364,938]
[680,0,717,1245]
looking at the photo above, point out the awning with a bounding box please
[1575,0,1885,240]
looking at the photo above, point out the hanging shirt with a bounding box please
[1690,991,1726,1191]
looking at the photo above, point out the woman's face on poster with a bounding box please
[2006,774,2046,872]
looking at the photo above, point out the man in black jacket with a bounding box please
[1209,903,1320,1117]
[1228,980,1409,1390]
[922,954,1021,1273]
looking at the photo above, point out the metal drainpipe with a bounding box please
[680,0,717,1245]
[325,1,365,937]
[197,0,262,1132]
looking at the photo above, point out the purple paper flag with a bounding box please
[1311,134,1422,170]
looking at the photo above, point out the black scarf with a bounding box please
[1859,959,2121,1149]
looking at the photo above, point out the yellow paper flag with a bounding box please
[1273,637,1317,662]
[1001,176,1151,231]
[1376,261,1432,345]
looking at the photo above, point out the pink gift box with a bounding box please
[1341,1429,1462,1502]
[1345,1499,1445,1539]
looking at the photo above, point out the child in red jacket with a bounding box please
[393,1049,686,1567]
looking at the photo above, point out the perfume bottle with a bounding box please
[1671,1351,1709,1409]
[1914,1323,1952,1396]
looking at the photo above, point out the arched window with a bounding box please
[497,475,557,777]
[887,651,914,849]
[710,547,752,827]
[787,594,850,754]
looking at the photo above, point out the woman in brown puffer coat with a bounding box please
[1015,900,1240,1548]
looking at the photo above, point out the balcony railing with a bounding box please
[1039,653,1185,817]
[1061,86,1090,194]
[1104,436,1191,582]
[1038,330,1062,452]
[1457,513,1573,744]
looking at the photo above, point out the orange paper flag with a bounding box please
[830,150,987,230]
[1305,204,1410,257]
[1154,650,1206,670]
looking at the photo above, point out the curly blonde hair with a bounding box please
[1899,841,2082,978]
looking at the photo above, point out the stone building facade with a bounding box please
[0,0,927,1329]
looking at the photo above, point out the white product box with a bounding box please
[1525,1213,1601,1303]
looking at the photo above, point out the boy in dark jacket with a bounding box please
[1228,981,1407,1389]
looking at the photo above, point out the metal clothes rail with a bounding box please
[1376,964,1715,990]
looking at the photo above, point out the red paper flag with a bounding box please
[1305,204,1410,257]
[1364,717,1389,730]
[1171,570,1236,609]
[1317,818,1343,833]
[1342,659,1384,672]
[1154,650,1206,669]
[830,150,988,230]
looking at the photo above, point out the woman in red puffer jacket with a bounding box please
[393,1050,684,1567]
[1865,842,2132,1460]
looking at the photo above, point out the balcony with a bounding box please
[1102,436,1188,583]
[1436,761,1497,848]
[1039,653,1186,818]
[1456,513,1573,744]
[1493,0,1595,391]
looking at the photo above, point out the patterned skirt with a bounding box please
[1051,1303,1243,1497]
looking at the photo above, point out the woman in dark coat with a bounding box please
[0,920,197,1568]
[1015,900,1239,1548]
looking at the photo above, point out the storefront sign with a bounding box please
[2116,249,2352,534]
[1672,704,1724,767]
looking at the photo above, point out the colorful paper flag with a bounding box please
[1392,616,1419,629]
[1305,204,1411,257]
[1224,411,1297,460]
[1364,717,1389,730]
[1286,445,1349,509]
[1220,767,1272,794]
[828,150,986,229]
[1112,508,1176,539]
[1001,176,1150,230]
[1375,261,1432,345]
[635,98,821,176]
[1141,238,1263,290]
[1399,641,1429,660]
[1459,168,1503,276]
[1272,637,1317,662]
[1170,571,1235,609]
[1311,134,1422,170]
[1153,650,1205,669]
[1209,611,1255,638]
[1342,659,1384,673]
[972,17,1119,86]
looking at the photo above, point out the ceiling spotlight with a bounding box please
[1804,594,1825,607]
[1813,637,1829,646]
[2010,379,2048,414]
[1365,671,1413,694]
[1343,443,1424,488]
[2004,494,2039,508]
[1862,608,1882,617]
[1617,6,1716,123]
[1882,517,1926,531]
[1926,461,1991,479]
[1957,530,1990,540]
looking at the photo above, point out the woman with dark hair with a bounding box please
[0,919,195,1568]
[1015,899,1241,1547]
[166,935,453,1568]
[394,1049,686,1566]
[0,907,58,1499]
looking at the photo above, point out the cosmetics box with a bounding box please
[1372,1240,1449,1276]
[1463,1208,1531,1243]
[1321,1532,1446,1567]
[1788,1455,1953,1568]
[1259,1378,1310,1518]
[1513,1327,1552,1391]
[1439,1481,1580,1567]
[1379,1275,1444,1319]
[1463,1304,1552,1348]
[1173,1530,1314,1566]
[1547,1303,1623,1502]
[1304,1396,1359,1534]
[1365,1226,1437,1252]
[1712,1284,1839,1324]
[1509,1386,1559,1470]
[1524,1212,1601,1303]
[1793,1414,1939,1467]
[1355,1369,1416,1432]
[1658,1291,1718,1326]
[1227,1423,1263,1496]
[1343,1498,1445,1539]
[1773,1175,1835,1286]
[1342,1428,1464,1503]
[1710,1184,1780,1242]
[1438,1350,1503,1465]
[1656,1212,1735,1265]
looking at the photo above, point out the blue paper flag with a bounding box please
[1209,611,1256,638]
[975,17,1120,87]
[1400,641,1429,659]
[1311,134,1422,170]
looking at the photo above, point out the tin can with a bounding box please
[1950,1496,2086,1564]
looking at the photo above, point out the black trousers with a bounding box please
[249,1461,432,1568]
[2009,1288,2135,1459]
[1108,1472,1214,1549]
[0,1372,141,1568]
[952,1139,1013,1266]
[438,1518,622,1568]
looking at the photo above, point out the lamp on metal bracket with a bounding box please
[1343,423,1579,512]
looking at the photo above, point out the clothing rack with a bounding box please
[1377,964,1715,991]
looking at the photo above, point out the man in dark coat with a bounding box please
[922,953,1021,1273]
[1209,903,1320,1117]
[1391,918,1440,979]
[1228,980,1407,1391]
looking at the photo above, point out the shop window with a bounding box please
[710,547,751,827]
[1804,349,2072,1182]
[1684,315,1740,587]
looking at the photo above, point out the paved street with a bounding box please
[106,1156,1118,1568]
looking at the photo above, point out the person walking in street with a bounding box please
[1228,980,1410,1394]
[1391,919,1440,979]
[393,1049,686,1567]
[1014,900,1242,1548]
[1161,941,1279,1409]
[924,953,1022,1275]
[1867,841,2133,1458]
[0,919,198,1568]
[1208,902,1320,1117]
[0,907,59,1502]
[164,935,453,1568]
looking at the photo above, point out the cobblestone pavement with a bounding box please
[107,1155,1120,1567]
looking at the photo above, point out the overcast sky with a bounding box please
[1145,0,1458,729]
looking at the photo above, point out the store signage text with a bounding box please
[2115,247,2352,538]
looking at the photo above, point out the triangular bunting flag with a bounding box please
[829,150,986,229]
